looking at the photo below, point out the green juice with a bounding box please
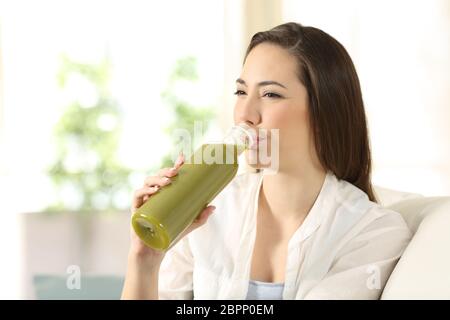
[132,143,245,250]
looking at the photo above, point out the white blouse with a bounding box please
[158,170,412,300]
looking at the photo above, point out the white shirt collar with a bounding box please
[252,170,336,246]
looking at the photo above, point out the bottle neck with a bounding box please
[222,123,254,156]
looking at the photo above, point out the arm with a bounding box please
[121,153,215,300]
[121,252,162,300]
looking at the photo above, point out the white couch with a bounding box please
[374,186,450,299]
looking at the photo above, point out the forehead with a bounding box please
[241,43,299,83]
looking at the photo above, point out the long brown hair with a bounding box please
[245,22,376,202]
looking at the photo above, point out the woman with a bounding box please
[121,22,411,300]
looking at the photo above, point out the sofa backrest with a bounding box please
[381,196,450,299]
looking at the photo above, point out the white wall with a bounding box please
[283,0,450,196]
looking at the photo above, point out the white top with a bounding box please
[246,280,285,300]
[159,170,412,300]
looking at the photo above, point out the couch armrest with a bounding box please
[381,196,450,299]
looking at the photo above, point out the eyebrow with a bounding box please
[236,78,287,89]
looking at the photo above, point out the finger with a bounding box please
[174,152,185,169]
[192,205,216,226]
[132,186,160,211]
[157,167,179,178]
[143,175,172,188]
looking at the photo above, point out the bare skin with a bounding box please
[121,153,215,299]
[122,42,327,299]
[234,43,326,283]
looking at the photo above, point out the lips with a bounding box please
[243,126,270,150]
[247,135,267,150]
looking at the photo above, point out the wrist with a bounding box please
[122,251,161,300]
[127,248,165,270]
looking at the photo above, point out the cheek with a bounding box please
[263,104,310,159]
[263,103,309,138]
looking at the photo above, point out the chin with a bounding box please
[244,155,273,170]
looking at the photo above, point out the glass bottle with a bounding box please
[131,122,254,250]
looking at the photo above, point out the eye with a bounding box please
[234,90,246,96]
[263,92,282,98]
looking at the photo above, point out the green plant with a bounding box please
[47,55,131,212]
[46,55,215,213]
[160,56,216,167]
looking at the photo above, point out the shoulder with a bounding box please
[326,173,412,247]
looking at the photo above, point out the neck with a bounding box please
[259,163,327,222]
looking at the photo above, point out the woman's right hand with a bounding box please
[128,152,216,266]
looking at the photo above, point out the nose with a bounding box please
[234,96,261,127]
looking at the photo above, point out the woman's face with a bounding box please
[234,43,317,172]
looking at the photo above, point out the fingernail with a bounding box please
[175,159,183,167]
[164,177,171,183]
